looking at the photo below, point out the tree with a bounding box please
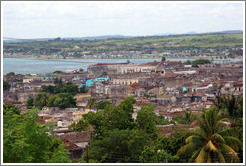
[48,93,77,109]
[3,106,71,163]
[87,98,97,109]
[69,118,90,132]
[47,138,72,163]
[54,78,63,87]
[3,104,20,116]
[136,104,157,137]
[26,96,34,109]
[155,115,170,125]
[86,97,137,137]
[140,146,179,163]
[216,94,243,118]
[62,83,79,95]
[41,85,55,94]
[139,135,188,163]
[96,100,111,110]
[53,70,65,74]
[3,80,11,91]
[161,57,166,62]
[101,71,108,77]
[177,106,242,163]
[191,59,211,67]
[88,129,149,163]
[6,72,15,76]
[34,92,49,109]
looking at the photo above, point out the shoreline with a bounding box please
[3,56,243,60]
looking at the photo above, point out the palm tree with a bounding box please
[216,94,241,118]
[41,92,49,106]
[177,106,242,163]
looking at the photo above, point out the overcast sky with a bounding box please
[2,1,244,39]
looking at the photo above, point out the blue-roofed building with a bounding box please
[80,77,109,87]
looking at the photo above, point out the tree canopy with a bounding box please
[3,105,71,163]
[177,106,242,163]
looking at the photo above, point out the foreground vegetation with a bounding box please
[3,93,243,163]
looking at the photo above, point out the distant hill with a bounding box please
[3,30,243,43]
[212,30,243,34]
[63,35,134,40]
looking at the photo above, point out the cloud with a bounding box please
[2,1,244,38]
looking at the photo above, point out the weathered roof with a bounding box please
[164,61,182,65]
[57,131,91,143]
[62,139,82,151]
[139,62,161,66]
[164,73,178,78]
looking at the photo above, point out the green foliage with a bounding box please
[34,92,49,109]
[177,106,242,163]
[172,111,196,125]
[172,114,187,124]
[143,93,157,98]
[48,93,77,109]
[79,85,88,93]
[54,78,63,87]
[139,135,187,163]
[101,71,108,77]
[89,129,149,163]
[87,97,97,109]
[7,72,15,76]
[140,146,180,163]
[183,60,192,65]
[41,85,55,94]
[62,83,79,95]
[161,57,166,62]
[3,106,71,163]
[69,119,90,132]
[217,94,243,118]
[96,100,111,110]
[4,33,242,57]
[136,104,157,137]
[3,104,21,116]
[87,97,136,137]
[26,96,34,109]
[53,70,66,74]
[47,138,72,163]
[3,80,11,91]
[42,82,79,95]
[191,59,212,67]
[155,115,170,125]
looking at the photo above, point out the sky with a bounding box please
[2,1,244,39]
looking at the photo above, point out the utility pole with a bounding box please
[166,150,168,163]
[86,145,89,163]
[82,149,84,163]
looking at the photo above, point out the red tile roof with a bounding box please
[164,73,177,78]
[165,61,181,65]
[140,62,161,66]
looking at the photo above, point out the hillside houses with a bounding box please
[3,59,243,160]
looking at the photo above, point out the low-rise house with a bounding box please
[57,131,91,159]
[157,124,187,137]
